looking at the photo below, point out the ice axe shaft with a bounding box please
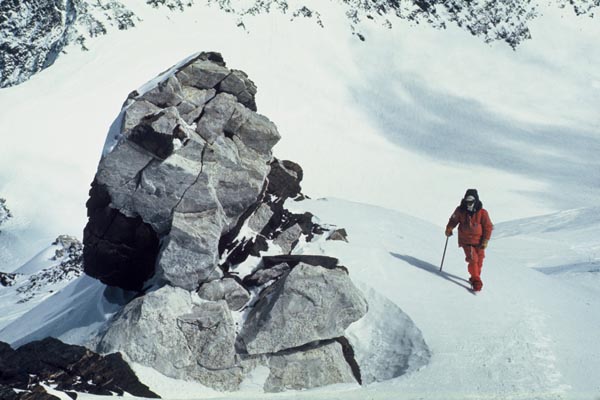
[440,236,449,272]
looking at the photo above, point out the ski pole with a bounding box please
[440,236,449,272]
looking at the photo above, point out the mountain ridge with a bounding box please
[2,0,598,88]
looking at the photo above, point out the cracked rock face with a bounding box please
[97,285,251,391]
[83,52,280,291]
[239,263,368,355]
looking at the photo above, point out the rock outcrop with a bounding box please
[83,51,279,292]
[0,337,158,398]
[84,52,428,393]
[0,235,83,315]
[0,198,10,233]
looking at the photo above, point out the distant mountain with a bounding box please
[1,0,597,88]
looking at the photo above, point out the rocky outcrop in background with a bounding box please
[0,235,83,306]
[2,0,597,88]
[0,198,11,233]
[0,0,136,88]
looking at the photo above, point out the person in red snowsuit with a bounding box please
[445,189,493,292]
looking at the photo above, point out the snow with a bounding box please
[1,0,600,399]
[3,197,600,399]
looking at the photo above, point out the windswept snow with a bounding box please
[1,0,600,399]
[4,197,600,399]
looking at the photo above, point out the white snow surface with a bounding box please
[1,0,599,270]
[3,197,600,399]
[1,0,600,399]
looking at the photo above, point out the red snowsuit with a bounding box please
[446,206,493,285]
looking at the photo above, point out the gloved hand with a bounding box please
[479,239,489,249]
[445,227,453,237]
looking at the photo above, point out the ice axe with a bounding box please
[439,236,449,272]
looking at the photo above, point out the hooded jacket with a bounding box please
[446,189,493,247]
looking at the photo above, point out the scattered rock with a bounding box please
[273,223,303,254]
[327,228,348,242]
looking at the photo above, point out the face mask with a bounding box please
[466,201,475,212]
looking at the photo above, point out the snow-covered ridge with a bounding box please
[0,0,137,88]
[2,0,598,88]
[0,235,83,330]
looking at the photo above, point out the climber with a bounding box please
[445,189,493,292]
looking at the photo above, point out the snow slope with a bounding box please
[3,197,600,399]
[1,0,600,398]
[1,1,599,270]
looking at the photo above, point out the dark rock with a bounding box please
[0,198,11,232]
[261,254,339,270]
[266,159,303,201]
[83,181,160,291]
[0,272,18,287]
[327,228,349,242]
[242,262,291,287]
[0,338,158,398]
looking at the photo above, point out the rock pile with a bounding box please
[83,52,427,392]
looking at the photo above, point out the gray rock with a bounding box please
[264,341,357,392]
[242,263,291,287]
[346,283,431,384]
[274,223,303,254]
[97,286,245,391]
[197,278,250,311]
[219,70,258,111]
[176,60,230,90]
[138,75,184,107]
[177,87,216,124]
[247,203,274,233]
[85,54,283,290]
[195,93,237,144]
[327,228,349,242]
[121,100,161,135]
[239,263,368,354]
[177,301,236,369]
[156,209,224,290]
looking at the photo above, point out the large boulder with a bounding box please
[97,285,251,391]
[239,263,368,355]
[83,52,280,291]
[264,341,357,392]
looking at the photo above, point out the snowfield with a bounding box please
[1,0,600,399]
[2,198,600,399]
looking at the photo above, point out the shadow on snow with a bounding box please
[390,252,473,293]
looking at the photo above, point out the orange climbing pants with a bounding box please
[463,245,485,281]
